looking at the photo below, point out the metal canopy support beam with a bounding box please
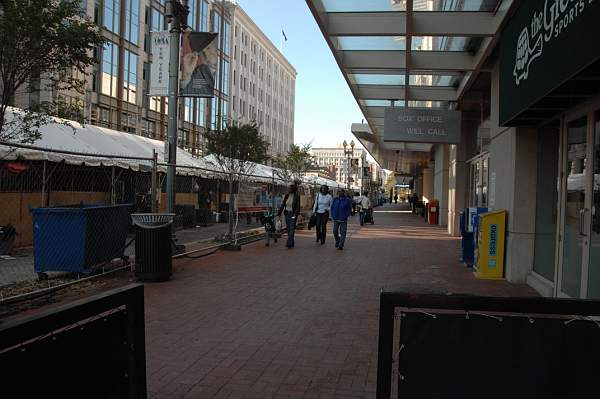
[327,11,496,37]
[405,0,413,104]
[341,50,475,71]
[357,85,458,102]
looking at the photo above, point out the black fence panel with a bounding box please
[377,290,600,399]
[0,284,146,399]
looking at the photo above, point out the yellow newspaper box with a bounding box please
[474,210,506,279]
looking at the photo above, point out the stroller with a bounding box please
[259,212,280,246]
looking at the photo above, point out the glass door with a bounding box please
[558,116,589,298]
[587,110,600,298]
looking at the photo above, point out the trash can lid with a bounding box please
[131,213,176,228]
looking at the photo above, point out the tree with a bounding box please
[272,143,314,185]
[204,123,270,240]
[0,0,105,143]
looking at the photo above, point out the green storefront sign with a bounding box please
[499,0,600,126]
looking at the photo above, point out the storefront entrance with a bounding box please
[556,102,600,299]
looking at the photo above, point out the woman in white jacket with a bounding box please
[313,185,333,245]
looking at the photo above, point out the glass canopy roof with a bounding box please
[307,0,508,165]
[321,0,500,13]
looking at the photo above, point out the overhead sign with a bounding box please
[180,31,218,97]
[499,0,600,125]
[149,31,170,97]
[384,108,461,144]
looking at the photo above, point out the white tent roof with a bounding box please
[0,108,212,176]
[1,108,345,186]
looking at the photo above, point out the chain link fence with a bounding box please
[0,142,344,289]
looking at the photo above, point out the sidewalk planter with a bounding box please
[30,204,132,276]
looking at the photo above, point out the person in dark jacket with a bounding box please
[278,183,301,249]
[330,189,352,250]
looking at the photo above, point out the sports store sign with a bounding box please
[499,0,600,125]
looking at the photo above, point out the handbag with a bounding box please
[308,213,317,230]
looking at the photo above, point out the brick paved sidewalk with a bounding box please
[144,203,536,399]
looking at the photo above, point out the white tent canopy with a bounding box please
[1,108,343,187]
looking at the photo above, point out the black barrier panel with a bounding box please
[2,310,130,398]
[0,284,146,399]
[376,290,600,399]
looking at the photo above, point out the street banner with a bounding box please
[180,31,218,97]
[236,183,271,212]
[149,31,170,97]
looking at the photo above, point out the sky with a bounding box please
[236,0,366,149]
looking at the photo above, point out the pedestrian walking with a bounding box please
[312,185,333,244]
[394,194,398,204]
[331,189,352,250]
[278,183,300,249]
[356,191,372,226]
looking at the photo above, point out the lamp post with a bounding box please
[342,139,355,189]
[165,0,189,215]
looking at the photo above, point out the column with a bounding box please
[489,62,538,284]
[434,145,450,227]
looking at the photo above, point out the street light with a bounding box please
[342,139,355,189]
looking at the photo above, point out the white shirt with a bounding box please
[313,193,333,213]
[357,196,371,209]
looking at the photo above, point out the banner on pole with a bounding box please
[180,31,218,98]
[149,31,170,97]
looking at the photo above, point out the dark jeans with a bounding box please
[285,211,297,247]
[359,209,365,225]
[315,211,329,243]
[333,220,348,247]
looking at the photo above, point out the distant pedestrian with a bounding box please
[356,191,372,226]
[331,189,352,250]
[394,194,398,204]
[278,183,300,249]
[313,185,333,245]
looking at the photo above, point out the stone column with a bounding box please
[434,145,450,227]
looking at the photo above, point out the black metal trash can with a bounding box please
[131,214,175,282]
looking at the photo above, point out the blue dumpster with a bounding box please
[30,204,132,274]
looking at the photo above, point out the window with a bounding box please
[200,0,209,31]
[124,0,139,45]
[103,0,119,34]
[223,20,230,55]
[151,8,164,31]
[212,10,221,40]
[123,50,137,103]
[101,41,119,97]
[184,98,193,122]
[196,98,205,127]
[233,69,236,86]
[222,60,229,95]
[99,108,110,127]
[188,0,198,30]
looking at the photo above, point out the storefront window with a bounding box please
[588,112,600,298]
[533,125,559,282]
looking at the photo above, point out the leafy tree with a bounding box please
[272,143,314,185]
[0,0,105,143]
[205,122,270,240]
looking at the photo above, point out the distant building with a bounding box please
[305,164,337,181]
[310,146,367,189]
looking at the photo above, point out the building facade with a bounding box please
[11,0,294,158]
[228,6,297,156]
[310,146,367,190]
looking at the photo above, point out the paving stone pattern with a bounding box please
[144,203,536,398]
